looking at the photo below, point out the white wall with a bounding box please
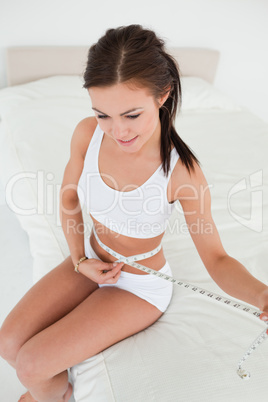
[0,0,267,122]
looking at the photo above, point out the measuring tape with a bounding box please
[92,226,268,379]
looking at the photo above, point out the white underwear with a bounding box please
[84,235,173,312]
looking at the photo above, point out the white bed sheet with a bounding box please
[0,76,267,401]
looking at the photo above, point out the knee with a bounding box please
[16,344,40,387]
[0,325,21,365]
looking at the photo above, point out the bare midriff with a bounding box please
[89,214,167,275]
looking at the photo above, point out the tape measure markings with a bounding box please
[91,226,268,379]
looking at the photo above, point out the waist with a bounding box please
[89,225,166,275]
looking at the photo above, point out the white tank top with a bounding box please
[77,124,180,239]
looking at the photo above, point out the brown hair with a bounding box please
[83,24,199,175]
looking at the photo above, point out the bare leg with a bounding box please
[0,255,98,400]
[15,287,162,401]
[0,256,98,364]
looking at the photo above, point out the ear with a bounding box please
[159,89,171,107]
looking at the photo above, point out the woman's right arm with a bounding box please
[59,117,124,282]
[59,117,95,267]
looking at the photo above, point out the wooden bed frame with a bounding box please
[6,46,220,86]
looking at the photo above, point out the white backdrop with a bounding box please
[0,0,267,122]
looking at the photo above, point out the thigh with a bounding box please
[1,255,98,351]
[17,286,163,379]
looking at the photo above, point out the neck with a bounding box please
[133,117,162,160]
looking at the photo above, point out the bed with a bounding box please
[0,46,268,402]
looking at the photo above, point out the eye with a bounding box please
[97,115,108,119]
[126,114,140,119]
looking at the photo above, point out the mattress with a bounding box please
[0,75,267,401]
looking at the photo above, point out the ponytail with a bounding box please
[159,53,199,176]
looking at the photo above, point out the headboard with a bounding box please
[6,46,220,87]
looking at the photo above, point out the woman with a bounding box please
[0,25,268,402]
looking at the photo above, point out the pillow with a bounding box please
[0,75,88,114]
[0,78,92,282]
[180,76,241,111]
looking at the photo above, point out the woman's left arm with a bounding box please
[172,160,268,319]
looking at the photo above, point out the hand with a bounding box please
[260,311,268,335]
[258,288,268,333]
[78,258,124,284]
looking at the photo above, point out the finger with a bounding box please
[102,262,124,274]
[99,263,123,280]
[259,313,268,334]
[260,312,268,321]
[104,269,122,284]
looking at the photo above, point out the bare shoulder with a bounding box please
[170,158,210,202]
[70,116,98,159]
[60,117,97,200]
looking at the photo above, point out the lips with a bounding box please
[121,138,134,142]
[117,136,138,146]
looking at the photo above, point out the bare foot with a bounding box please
[18,391,37,401]
[18,383,72,402]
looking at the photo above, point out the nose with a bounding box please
[111,122,128,140]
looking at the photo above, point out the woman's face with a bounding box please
[88,83,162,154]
